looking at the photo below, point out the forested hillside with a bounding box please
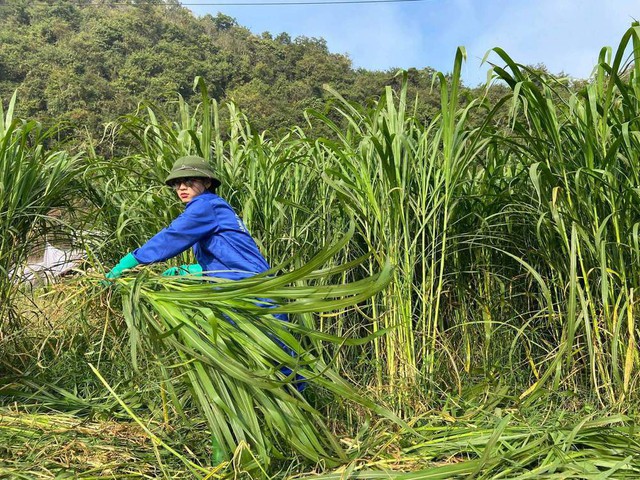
[0,0,448,141]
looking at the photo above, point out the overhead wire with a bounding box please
[175,0,423,3]
[0,0,426,5]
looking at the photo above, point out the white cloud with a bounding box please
[188,0,638,86]
[465,0,637,83]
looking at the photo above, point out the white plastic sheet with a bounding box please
[13,243,84,285]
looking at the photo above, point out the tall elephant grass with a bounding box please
[5,24,640,478]
[88,27,640,410]
[484,23,640,405]
[306,52,508,407]
[88,24,640,412]
[0,92,84,330]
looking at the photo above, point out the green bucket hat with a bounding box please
[165,155,221,190]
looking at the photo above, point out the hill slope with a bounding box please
[0,0,444,140]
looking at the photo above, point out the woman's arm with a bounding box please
[105,199,217,279]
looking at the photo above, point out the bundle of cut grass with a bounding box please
[104,226,401,471]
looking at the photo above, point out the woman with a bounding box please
[105,155,270,281]
[105,155,305,390]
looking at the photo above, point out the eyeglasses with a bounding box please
[169,178,200,190]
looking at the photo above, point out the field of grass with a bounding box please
[1,25,640,479]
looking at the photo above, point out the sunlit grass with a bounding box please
[3,22,640,479]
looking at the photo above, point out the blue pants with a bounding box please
[225,305,307,392]
[271,312,307,392]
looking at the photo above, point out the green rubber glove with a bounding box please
[162,264,203,276]
[105,253,140,280]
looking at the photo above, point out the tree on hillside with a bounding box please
[0,0,472,145]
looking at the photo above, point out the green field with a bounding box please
[2,24,640,479]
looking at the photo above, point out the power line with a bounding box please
[0,0,426,5]
[181,0,424,4]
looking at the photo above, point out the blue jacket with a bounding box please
[132,192,270,280]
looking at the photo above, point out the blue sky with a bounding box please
[186,0,638,86]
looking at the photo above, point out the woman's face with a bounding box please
[170,177,211,203]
